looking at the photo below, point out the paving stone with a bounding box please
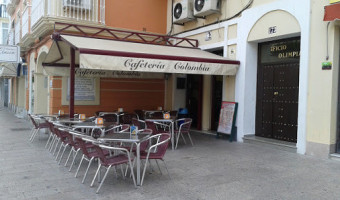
[1,108,340,199]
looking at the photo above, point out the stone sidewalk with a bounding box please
[1,108,340,200]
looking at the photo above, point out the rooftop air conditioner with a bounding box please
[63,0,92,10]
[173,0,195,25]
[194,0,220,17]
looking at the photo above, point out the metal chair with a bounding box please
[138,133,171,186]
[74,136,109,184]
[87,140,136,193]
[175,118,193,149]
[28,114,49,142]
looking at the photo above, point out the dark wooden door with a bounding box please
[186,75,203,130]
[211,75,223,131]
[256,62,299,142]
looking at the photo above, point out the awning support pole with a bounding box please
[69,47,75,117]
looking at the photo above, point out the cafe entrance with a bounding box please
[255,37,300,143]
[186,74,203,130]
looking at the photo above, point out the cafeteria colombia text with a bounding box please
[124,59,210,72]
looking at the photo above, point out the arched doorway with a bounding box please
[34,48,49,114]
[248,10,301,143]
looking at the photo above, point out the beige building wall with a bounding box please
[305,1,340,157]
[17,76,25,107]
[202,75,211,131]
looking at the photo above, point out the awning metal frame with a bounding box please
[53,22,199,48]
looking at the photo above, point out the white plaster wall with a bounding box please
[34,46,49,114]
[236,0,310,154]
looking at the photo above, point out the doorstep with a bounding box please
[330,153,340,161]
[190,129,217,136]
[243,135,297,153]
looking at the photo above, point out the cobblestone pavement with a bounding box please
[1,108,340,200]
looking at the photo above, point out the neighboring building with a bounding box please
[0,0,11,108]
[0,0,9,44]
[167,0,340,158]
[5,0,172,116]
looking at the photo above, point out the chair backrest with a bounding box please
[179,118,192,133]
[95,111,104,117]
[150,133,171,158]
[100,114,118,122]
[145,121,159,135]
[77,136,98,158]
[82,137,108,163]
[60,128,76,146]
[121,113,137,124]
[28,114,39,128]
[57,128,71,142]
[139,129,153,151]
[134,109,145,120]
[169,110,178,118]
[132,118,146,129]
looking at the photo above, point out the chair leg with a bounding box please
[187,133,194,146]
[120,165,125,179]
[45,133,53,148]
[155,160,162,175]
[90,163,102,187]
[68,149,80,171]
[58,144,69,165]
[126,158,136,177]
[96,166,112,194]
[53,138,61,155]
[141,158,149,186]
[129,160,137,187]
[162,159,171,180]
[30,129,39,142]
[175,132,181,149]
[48,135,56,152]
[82,157,94,183]
[181,133,187,144]
[28,127,35,140]
[29,128,36,141]
[55,143,64,160]
[65,147,74,167]
[75,155,85,178]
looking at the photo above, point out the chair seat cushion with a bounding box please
[102,154,130,166]
[139,151,163,160]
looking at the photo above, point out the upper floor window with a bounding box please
[0,4,7,18]
[2,22,9,45]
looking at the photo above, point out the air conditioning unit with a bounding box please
[173,0,195,24]
[63,0,92,10]
[194,0,220,17]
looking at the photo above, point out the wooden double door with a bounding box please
[255,62,299,142]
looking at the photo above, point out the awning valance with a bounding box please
[0,63,17,78]
[324,3,340,21]
[43,34,240,76]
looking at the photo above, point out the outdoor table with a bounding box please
[98,132,151,186]
[72,122,117,137]
[146,118,175,150]
[37,114,59,121]
[54,118,89,127]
